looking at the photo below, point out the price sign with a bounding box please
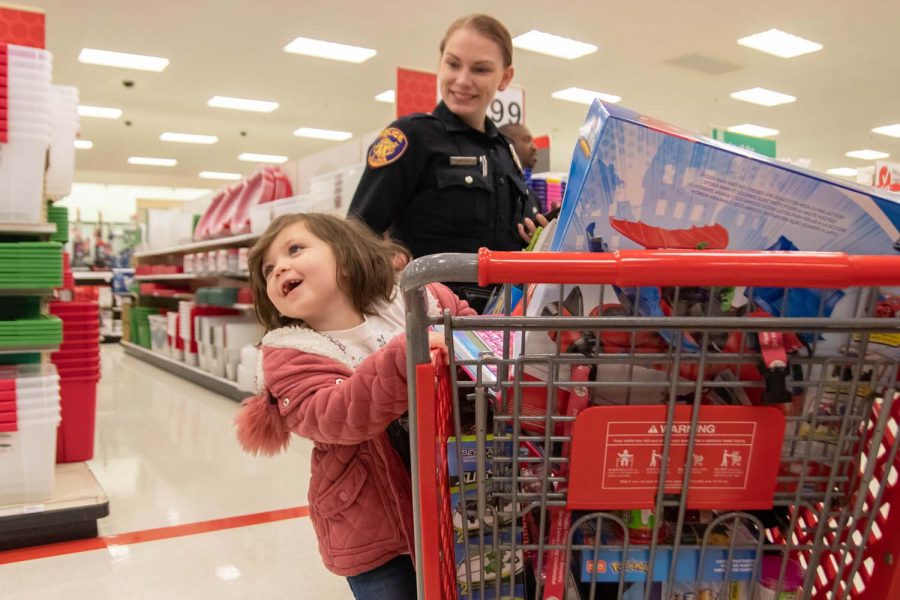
[488,84,525,127]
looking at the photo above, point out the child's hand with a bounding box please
[428,331,449,365]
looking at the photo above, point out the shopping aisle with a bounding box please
[0,344,353,599]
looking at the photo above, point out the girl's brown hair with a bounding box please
[247,213,409,332]
[440,14,513,68]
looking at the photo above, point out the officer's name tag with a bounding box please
[449,156,478,166]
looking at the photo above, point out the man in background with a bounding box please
[499,123,538,171]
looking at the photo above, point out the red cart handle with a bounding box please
[478,249,900,288]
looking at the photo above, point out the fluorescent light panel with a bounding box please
[826,167,858,177]
[551,87,621,105]
[199,171,242,180]
[128,156,176,167]
[78,48,169,72]
[207,96,279,113]
[78,105,122,119]
[374,90,395,103]
[74,140,93,149]
[293,127,352,141]
[283,36,376,63]
[730,87,796,107]
[872,124,900,138]
[727,124,780,138]
[737,29,822,58]
[845,149,890,160]
[160,132,218,144]
[512,30,598,60]
[238,153,288,164]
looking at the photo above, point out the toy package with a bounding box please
[517,101,900,404]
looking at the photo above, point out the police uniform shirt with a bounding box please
[349,101,540,259]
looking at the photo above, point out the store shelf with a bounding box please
[0,462,110,552]
[139,292,195,301]
[0,222,56,236]
[121,341,250,401]
[0,344,60,355]
[73,271,113,283]
[133,233,259,259]
[0,288,56,297]
[134,274,201,282]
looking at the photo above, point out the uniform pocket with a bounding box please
[312,458,402,557]
[434,166,491,231]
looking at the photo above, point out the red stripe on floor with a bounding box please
[0,505,309,565]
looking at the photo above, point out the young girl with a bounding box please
[234,213,474,599]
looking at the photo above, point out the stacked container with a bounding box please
[0,364,62,505]
[45,85,79,198]
[0,43,52,223]
[48,301,100,463]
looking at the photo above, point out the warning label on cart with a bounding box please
[567,405,785,510]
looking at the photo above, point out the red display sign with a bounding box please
[0,5,45,49]
[567,405,785,510]
[396,67,437,119]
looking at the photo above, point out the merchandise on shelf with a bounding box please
[194,166,293,240]
[0,44,52,223]
[48,300,101,463]
[0,363,60,505]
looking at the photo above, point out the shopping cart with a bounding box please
[402,249,900,600]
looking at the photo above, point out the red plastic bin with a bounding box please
[56,374,100,463]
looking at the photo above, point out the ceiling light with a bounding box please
[215,565,242,582]
[128,156,177,167]
[78,48,169,72]
[293,127,353,141]
[872,124,900,138]
[238,153,288,164]
[737,29,823,59]
[550,87,621,105]
[512,30,598,60]
[374,90,395,103]
[726,124,780,138]
[199,171,242,180]
[160,132,218,144]
[74,140,93,150]
[826,167,858,177]
[729,87,796,107]
[78,105,122,119]
[283,36,376,63]
[207,96,279,113]
[845,149,890,161]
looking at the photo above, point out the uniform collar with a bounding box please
[433,101,500,138]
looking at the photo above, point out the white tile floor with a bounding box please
[0,344,354,599]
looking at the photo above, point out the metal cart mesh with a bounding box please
[402,249,900,600]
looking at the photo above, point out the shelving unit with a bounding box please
[0,463,110,551]
[123,232,259,400]
[72,271,112,283]
[121,341,251,400]
[0,221,109,551]
[133,232,258,259]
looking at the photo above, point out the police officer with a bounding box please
[349,14,546,280]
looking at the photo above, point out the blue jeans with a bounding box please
[346,554,417,600]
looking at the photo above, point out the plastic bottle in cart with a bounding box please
[758,556,803,599]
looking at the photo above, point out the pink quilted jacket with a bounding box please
[235,283,474,576]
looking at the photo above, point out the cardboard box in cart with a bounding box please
[521,100,900,376]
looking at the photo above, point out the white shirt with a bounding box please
[321,287,406,369]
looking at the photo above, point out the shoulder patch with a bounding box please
[368,127,408,169]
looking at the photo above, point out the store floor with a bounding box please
[0,344,354,599]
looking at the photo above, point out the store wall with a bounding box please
[55,183,213,222]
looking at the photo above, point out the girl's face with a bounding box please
[262,221,361,331]
[438,27,514,131]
